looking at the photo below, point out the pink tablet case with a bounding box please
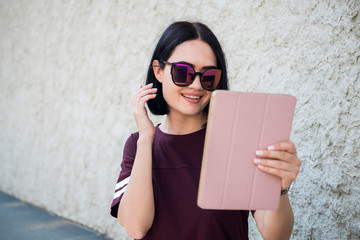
[198,90,296,210]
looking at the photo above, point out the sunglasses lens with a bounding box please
[172,63,194,85]
[170,63,222,91]
[201,69,222,91]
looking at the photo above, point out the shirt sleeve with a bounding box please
[110,132,138,218]
[251,210,256,217]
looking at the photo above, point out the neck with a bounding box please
[160,112,207,135]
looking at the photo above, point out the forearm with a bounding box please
[118,136,155,238]
[255,194,294,240]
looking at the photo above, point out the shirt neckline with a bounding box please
[155,124,206,141]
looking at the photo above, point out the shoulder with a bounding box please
[122,132,140,162]
[124,131,139,147]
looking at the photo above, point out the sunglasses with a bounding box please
[161,61,222,91]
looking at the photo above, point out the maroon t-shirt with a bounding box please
[111,126,252,240]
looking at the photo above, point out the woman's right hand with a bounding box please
[120,83,157,238]
[131,83,157,138]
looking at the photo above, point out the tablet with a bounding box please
[197,90,297,210]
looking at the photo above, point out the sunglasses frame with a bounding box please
[161,60,222,91]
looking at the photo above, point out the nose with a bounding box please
[188,74,202,90]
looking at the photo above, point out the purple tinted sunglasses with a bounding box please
[161,61,222,91]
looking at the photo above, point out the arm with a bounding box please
[253,194,294,240]
[253,141,301,240]
[117,84,157,239]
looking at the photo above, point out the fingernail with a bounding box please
[267,145,275,150]
[256,150,264,156]
[254,158,262,163]
[258,165,264,169]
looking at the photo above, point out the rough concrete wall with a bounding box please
[0,0,359,239]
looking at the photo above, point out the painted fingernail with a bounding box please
[256,150,264,156]
[258,165,265,169]
[254,159,262,163]
[267,145,275,150]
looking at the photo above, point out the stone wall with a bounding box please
[0,1,359,239]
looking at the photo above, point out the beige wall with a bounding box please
[0,1,359,239]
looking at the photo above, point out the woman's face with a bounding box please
[154,39,217,118]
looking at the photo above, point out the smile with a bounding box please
[182,94,201,99]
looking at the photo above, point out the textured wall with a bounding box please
[0,0,359,239]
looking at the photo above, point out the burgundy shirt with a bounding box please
[111,126,252,240]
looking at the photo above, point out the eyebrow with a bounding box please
[176,61,218,70]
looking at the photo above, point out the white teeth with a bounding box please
[183,94,200,99]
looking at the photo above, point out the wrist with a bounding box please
[137,134,154,144]
[281,187,290,196]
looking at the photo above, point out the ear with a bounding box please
[152,60,163,83]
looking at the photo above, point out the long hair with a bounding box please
[146,21,229,115]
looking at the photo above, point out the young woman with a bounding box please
[110,21,301,240]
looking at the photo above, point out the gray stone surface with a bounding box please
[0,192,110,240]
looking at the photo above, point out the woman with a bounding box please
[110,21,301,240]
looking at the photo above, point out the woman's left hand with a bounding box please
[254,141,301,190]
